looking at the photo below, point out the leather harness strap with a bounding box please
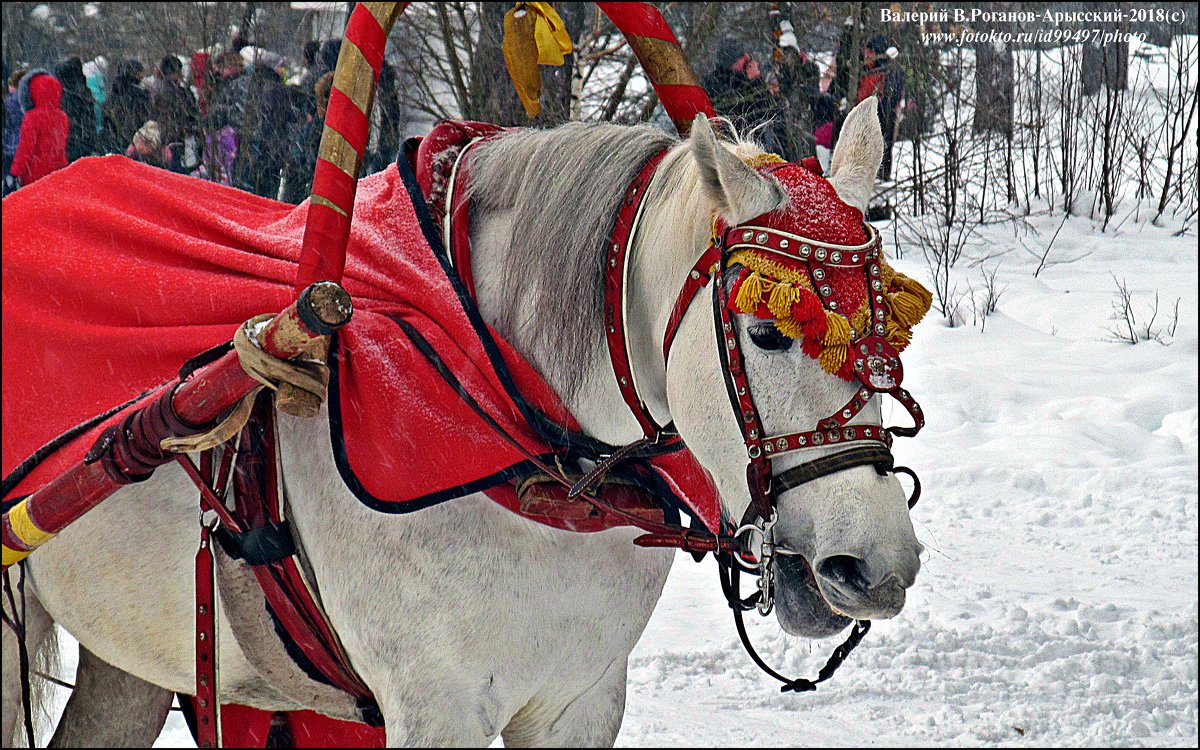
[604,150,674,440]
[182,394,383,747]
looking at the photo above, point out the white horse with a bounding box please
[2,98,921,747]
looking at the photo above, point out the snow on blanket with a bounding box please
[1,155,719,532]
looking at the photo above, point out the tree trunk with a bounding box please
[535,2,589,126]
[1082,2,1129,95]
[467,1,526,126]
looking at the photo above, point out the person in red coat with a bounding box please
[9,70,68,187]
[856,35,904,180]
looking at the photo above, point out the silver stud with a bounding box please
[828,431,840,442]
[876,295,884,303]
[828,301,838,310]
[852,254,859,262]
[872,279,883,290]
[619,376,628,386]
[737,386,746,396]
[726,338,736,350]
[690,269,701,280]
[813,268,826,281]
[748,445,761,458]
[723,322,732,332]
[199,632,206,641]
[846,427,856,439]
[777,438,788,449]
[779,239,790,249]
[612,243,620,254]
[875,323,886,334]
[870,265,880,276]
[831,251,842,262]
[742,230,754,241]
[815,248,828,261]
[842,409,852,418]
[860,390,870,399]
[748,428,758,439]
[797,436,807,445]
[764,443,774,453]
[756,232,768,243]
[800,243,811,254]
[876,309,886,319]
[820,285,832,296]
[813,433,824,445]
[609,258,617,267]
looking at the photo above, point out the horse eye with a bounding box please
[748,323,793,351]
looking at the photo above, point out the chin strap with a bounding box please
[718,556,872,693]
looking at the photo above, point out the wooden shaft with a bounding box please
[2,284,352,571]
[296,2,408,293]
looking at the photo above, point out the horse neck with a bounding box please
[624,151,716,426]
[466,148,711,446]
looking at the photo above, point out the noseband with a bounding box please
[604,149,926,692]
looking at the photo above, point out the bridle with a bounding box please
[603,149,926,691]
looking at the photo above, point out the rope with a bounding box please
[718,557,872,693]
[2,567,36,748]
[160,316,329,454]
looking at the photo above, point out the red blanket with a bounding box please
[2,156,721,533]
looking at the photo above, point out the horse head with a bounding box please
[647,98,925,637]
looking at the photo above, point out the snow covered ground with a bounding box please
[619,204,1198,747]
[33,196,1196,749]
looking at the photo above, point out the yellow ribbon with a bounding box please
[502,2,573,118]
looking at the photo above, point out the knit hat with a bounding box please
[134,120,161,150]
[865,35,890,55]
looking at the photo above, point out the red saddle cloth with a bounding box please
[1,155,721,531]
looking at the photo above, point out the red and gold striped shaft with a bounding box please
[595,2,715,136]
[296,2,408,293]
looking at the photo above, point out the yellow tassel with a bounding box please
[743,153,786,169]
[879,259,896,291]
[819,345,847,374]
[895,273,934,311]
[886,320,912,349]
[823,313,852,346]
[735,272,765,313]
[775,316,805,339]
[767,282,797,319]
[887,291,927,329]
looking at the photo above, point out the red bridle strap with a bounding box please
[663,243,722,364]
[604,150,671,439]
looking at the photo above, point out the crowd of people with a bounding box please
[2,38,404,201]
[2,28,905,201]
[702,31,906,180]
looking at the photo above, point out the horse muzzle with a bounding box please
[813,548,921,620]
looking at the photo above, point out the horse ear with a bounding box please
[689,114,786,225]
[828,96,884,212]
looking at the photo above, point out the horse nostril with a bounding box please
[816,555,870,594]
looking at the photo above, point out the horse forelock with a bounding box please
[465,122,677,394]
[757,165,869,246]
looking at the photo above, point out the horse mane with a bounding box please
[466,121,769,397]
[466,122,676,394]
